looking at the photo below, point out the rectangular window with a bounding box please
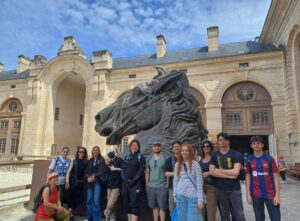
[80,114,84,125]
[14,120,21,129]
[11,139,19,155]
[129,74,136,78]
[0,121,8,130]
[252,112,269,125]
[0,139,6,153]
[225,113,241,125]
[239,63,249,68]
[55,107,60,121]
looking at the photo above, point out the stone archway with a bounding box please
[221,82,274,135]
[53,75,86,155]
[0,98,23,156]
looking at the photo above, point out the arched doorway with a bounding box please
[0,98,23,156]
[221,82,274,153]
[190,87,207,128]
[54,75,86,155]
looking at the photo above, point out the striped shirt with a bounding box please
[173,160,203,203]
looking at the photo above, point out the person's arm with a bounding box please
[271,157,280,205]
[195,161,204,208]
[65,160,73,190]
[164,157,173,177]
[209,164,236,179]
[245,173,253,204]
[145,168,150,187]
[173,163,178,201]
[93,157,107,179]
[217,163,241,178]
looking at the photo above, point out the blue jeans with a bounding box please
[86,180,102,221]
[252,195,281,221]
[176,194,203,221]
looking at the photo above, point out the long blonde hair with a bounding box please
[177,144,195,176]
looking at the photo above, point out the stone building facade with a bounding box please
[0,0,299,165]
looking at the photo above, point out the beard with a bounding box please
[154,150,162,154]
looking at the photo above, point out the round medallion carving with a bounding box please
[237,85,254,101]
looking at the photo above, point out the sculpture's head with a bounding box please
[95,67,207,150]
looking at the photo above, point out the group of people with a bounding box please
[34,132,283,221]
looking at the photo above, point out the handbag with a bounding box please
[171,207,178,221]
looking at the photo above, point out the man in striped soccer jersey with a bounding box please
[245,136,281,221]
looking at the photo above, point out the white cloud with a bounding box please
[0,0,271,70]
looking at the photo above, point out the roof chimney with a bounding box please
[91,50,113,70]
[207,26,219,52]
[156,35,167,58]
[17,55,31,73]
[0,61,3,72]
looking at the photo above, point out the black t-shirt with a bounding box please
[107,157,123,189]
[210,149,242,190]
[70,159,86,183]
[164,156,177,189]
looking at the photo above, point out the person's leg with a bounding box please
[104,188,112,219]
[130,183,142,220]
[186,196,202,221]
[86,184,94,220]
[122,183,131,216]
[206,184,217,221]
[168,189,175,215]
[216,189,231,221]
[176,194,188,221]
[228,190,246,221]
[92,180,101,221]
[153,208,159,221]
[265,198,281,221]
[251,195,265,221]
[110,188,121,219]
[157,187,168,221]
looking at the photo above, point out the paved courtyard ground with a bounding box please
[0,170,299,221]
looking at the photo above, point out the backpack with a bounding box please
[124,152,142,163]
[32,184,58,213]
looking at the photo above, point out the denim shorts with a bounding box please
[147,186,168,209]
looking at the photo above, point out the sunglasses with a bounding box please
[154,160,157,168]
[79,151,85,154]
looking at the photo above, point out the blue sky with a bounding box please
[0,0,271,71]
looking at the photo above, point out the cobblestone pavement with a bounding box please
[0,178,299,221]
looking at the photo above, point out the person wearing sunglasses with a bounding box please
[145,141,168,221]
[200,140,217,221]
[65,147,88,221]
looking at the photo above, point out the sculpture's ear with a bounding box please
[152,70,185,94]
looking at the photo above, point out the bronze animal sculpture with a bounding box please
[95,67,208,156]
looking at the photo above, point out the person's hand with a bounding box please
[87,176,94,183]
[198,202,204,209]
[246,192,253,205]
[65,182,70,190]
[109,165,116,171]
[57,206,65,213]
[273,194,280,206]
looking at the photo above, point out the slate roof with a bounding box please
[0,41,281,81]
[112,41,281,69]
[0,69,30,81]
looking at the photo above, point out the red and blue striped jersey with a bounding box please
[245,154,278,199]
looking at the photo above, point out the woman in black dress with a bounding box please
[66,147,88,220]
